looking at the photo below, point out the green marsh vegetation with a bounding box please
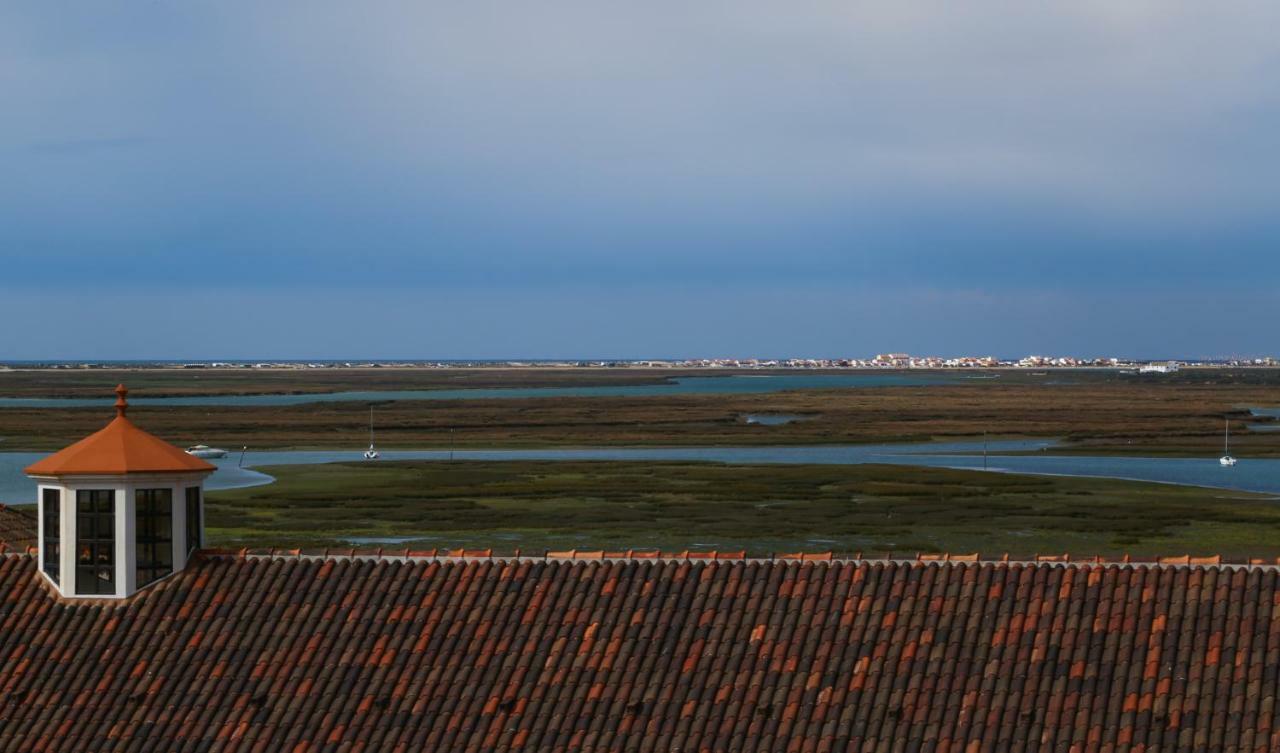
[0,366,688,398]
[2,369,1278,456]
[205,460,1280,557]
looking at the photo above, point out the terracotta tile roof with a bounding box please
[23,385,215,476]
[0,505,35,549]
[2,552,1279,751]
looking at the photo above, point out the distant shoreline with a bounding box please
[2,362,1277,372]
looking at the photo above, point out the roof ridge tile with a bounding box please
[189,549,1280,574]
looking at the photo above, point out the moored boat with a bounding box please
[1220,419,1237,467]
[363,407,379,460]
[185,444,228,459]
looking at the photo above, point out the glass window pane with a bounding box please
[75,490,114,595]
[41,489,60,586]
[135,489,173,588]
[186,487,202,556]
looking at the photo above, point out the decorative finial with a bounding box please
[114,384,129,418]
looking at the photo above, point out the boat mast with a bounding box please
[369,406,375,447]
[1224,418,1230,455]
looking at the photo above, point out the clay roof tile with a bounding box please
[1,554,1277,749]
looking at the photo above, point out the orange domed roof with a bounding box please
[24,385,216,477]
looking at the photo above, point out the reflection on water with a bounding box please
[4,438,1279,503]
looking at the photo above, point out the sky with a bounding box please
[2,1,1278,360]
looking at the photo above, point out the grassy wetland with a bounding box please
[0,366,691,398]
[205,460,1280,557]
[6,367,1280,557]
[1,367,1277,457]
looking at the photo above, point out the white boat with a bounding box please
[363,407,379,460]
[1220,419,1237,467]
[185,445,228,459]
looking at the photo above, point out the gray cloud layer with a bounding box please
[2,1,1277,355]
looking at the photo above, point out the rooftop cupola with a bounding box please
[25,385,215,599]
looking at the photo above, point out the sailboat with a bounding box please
[1220,418,1237,467]
[363,407,380,460]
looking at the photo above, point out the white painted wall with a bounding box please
[33,471,211,599]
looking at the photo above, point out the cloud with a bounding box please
[0,1,1278,356]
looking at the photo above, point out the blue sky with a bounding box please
[2,1,1278,359]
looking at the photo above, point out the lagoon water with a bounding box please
[0,374,954,408]
[743,413,806,425]
[4,439,1278,504]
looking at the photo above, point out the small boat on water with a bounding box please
[363,407,379,460]
[186,445,228,459]
[1220,419,1237,467]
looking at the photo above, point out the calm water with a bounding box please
[1247,408,1280,432]
[4,439,1278,504]
[0,374,954,408]
[743,413,806,425]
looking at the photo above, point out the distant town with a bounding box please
[2,354,1276,371]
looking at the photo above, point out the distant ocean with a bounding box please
[0,357,1250,367]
